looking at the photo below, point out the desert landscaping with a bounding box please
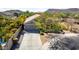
[1,8,79,50]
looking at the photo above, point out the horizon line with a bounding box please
[0,8,79,12]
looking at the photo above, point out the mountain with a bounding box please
[46,8,79,13]
[0,10,22,17]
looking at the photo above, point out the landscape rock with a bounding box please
[43,33,79,50]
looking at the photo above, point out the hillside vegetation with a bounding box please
[1,9,79,44]
[0,10,34,43]
[35,11,79,34]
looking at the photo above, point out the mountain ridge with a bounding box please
[46,8,79,13]
[0,10,22,17]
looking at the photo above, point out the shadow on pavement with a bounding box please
[24,29,40,33]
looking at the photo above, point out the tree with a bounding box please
[14,13,19,17]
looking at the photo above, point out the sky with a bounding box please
[0,0,79,12]
[0,8,48,12]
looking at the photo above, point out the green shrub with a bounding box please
[35,17,63,33]
[51,23,62,33]
[40,31,44,35]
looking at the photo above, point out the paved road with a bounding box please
[19,32,42,50]
[24,14,40,24]
[19,14,42,50]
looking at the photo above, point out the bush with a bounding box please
[35,17,63,33]
[0,14,26,42]
[0,11,35,43]
[51,23,62,33]
[40,31,44,35]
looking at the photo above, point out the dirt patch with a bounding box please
[40,33,49,45]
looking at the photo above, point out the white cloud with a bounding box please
[0,0,79,11]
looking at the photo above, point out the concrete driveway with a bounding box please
[19,14,42,50]
[19,32,42,50]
